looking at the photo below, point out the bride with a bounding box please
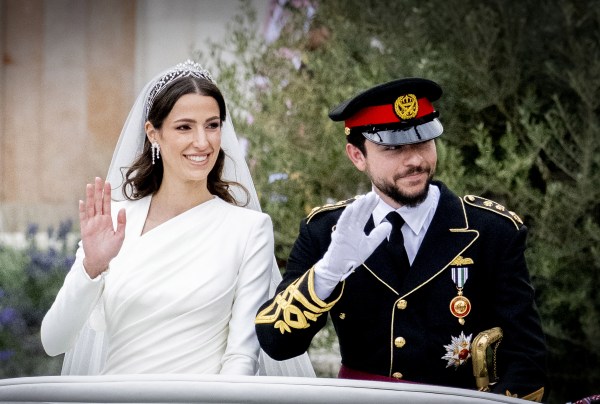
[40,60,314,377]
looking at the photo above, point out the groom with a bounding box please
[255,77,547,401]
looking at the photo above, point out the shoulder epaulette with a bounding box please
[463,195,523,229]
[306,196,358,223]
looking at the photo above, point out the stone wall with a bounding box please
[0,0,136,232]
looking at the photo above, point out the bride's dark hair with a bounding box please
[122,76,249,206]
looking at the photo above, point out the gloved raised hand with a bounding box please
[313,192,392,299]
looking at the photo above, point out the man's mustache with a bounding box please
[393,166,429,181]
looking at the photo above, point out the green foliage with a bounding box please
[201,0,599,401]
[0,221,76,377]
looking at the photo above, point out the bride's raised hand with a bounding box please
[78,177,126,279]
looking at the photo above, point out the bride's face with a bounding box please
[149,93,222,187]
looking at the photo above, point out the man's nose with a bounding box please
[402,144,424,164]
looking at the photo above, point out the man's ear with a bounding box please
[346,143,367,172]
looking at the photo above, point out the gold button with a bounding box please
[392,372,403,379]
[394,337,406,348]
[396,299,407,310]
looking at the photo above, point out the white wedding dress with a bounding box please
[42,196,275,375]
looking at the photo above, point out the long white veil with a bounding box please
[61,61,315,377]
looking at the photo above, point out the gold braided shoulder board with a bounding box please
[463,195,523,229]
[306,196,358,223]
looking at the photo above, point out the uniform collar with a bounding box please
[372,183,440,236]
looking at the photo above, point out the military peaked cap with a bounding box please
[329,78,444,146]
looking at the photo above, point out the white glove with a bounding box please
[313,192,392,299]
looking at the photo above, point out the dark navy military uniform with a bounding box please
[256,181,546,398]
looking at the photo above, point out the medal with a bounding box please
[450,292,471,325]
[441,331,473,368]
[450,266,471,325]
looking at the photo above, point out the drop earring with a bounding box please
[151,142,160,165]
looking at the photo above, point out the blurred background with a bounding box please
[0,1,598,403]
[0,0,273,233]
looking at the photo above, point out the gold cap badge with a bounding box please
[394,93,418,120]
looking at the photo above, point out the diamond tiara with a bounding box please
[145,60,215,120]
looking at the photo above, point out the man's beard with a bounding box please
[371,166,434,207]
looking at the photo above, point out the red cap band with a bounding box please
[345,97,435,128]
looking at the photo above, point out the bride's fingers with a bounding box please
[94,177,104,215]
[103,181,112,217]
[115,208,126,238]
[78,200,86,222]
[85,183,95,218]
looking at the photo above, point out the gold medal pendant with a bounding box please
[449,263,472,325]
[450,289,471,325]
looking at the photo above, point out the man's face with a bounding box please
[346,139,437,208]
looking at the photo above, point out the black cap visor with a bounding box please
[358,118,443,146]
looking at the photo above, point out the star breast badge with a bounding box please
[442,331,473,368]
